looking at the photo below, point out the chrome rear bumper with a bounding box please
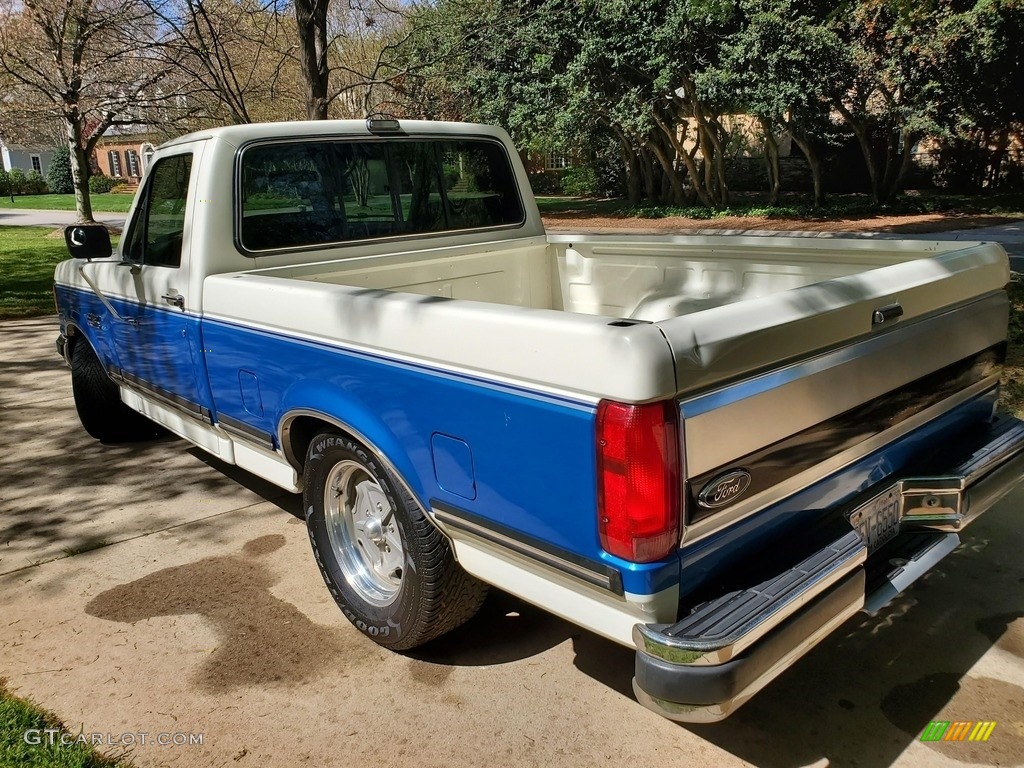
[633,416,1024,723]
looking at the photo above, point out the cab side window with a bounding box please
[124,154,193,267]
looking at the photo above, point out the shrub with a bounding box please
[526,171,561,195]
[8,168,26,195]
[89,174,117,193]
[46,145,74,194]
[0,168,11,198]
[560,166,599,197]
[24,170,48,194]
[110,183,134,195]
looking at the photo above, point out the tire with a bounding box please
[71,338,162,442]
[304,432,487,650]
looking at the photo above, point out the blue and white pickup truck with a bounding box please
[54,119,1024,721]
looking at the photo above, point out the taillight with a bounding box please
[596,399,681,562]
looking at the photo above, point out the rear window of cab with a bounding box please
[237,138,525,253]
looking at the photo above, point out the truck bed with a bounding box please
[247,233,1003,321]
[208,234,1008,402]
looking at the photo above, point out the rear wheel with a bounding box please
[304,432,487,650]
[71,339,161,442]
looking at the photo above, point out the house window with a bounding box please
[125,150,140,178]
[30,156,41,173]
[108,150,122,177]
[544,152,571,171]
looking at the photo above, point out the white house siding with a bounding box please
[0,144,54,175]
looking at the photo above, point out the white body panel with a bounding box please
[202,231,1008,404]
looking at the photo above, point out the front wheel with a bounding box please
[70,338,161,442]
[304,432,487,650]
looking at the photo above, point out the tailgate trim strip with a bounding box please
[687,345,1004,523]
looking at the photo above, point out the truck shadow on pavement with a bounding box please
[410,504,1024,768]
[408,590,581,669]
[644,514,1024,768]
[84,534,381,692]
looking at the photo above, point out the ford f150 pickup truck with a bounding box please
[53,119,1024,722]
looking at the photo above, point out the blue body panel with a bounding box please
[57,285,215,416]
[198,318,686,591]
[57,282,997,601]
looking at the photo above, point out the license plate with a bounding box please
[848,490,902,553]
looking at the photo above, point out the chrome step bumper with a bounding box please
[633,417,1024,723]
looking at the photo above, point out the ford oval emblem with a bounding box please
[697,470,752,509]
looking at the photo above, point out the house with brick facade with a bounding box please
[91,130,160,188]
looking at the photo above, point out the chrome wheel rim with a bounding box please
[324,460,404,607]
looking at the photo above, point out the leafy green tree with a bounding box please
[396,0,739,206]
[46,145,74,194]
[394,0,1024,206]
[828,0,953,203]
[704,0,848,206]
[931,0,1024,189]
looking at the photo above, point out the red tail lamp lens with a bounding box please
[597,399,681,563]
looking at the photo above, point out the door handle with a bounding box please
[162,293,185,309]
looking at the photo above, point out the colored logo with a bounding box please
[920,721,996,742]
[697,470,752,509]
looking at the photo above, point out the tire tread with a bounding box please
[305,432,487,650]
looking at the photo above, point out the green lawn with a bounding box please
[0,227,72,319]
[0,680,130,767]
[0,194,135,213]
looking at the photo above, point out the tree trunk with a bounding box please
[65,111,94,223]
[679,71,730,208]
[652,110,712,208]
[878,129,916,205]
[790,131,823,208]
[648,136,685,205]
[705,115,731,207]
[759,117,781,206]
[639,148,657,201]
[988,128,1009,189]
[625,149,641,205]
[294,0,330,119]
[835,103,881,203]
[613,129,641,205]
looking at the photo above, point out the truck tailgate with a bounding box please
[656,240,1010,534]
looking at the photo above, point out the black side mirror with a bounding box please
[64,225,112,260]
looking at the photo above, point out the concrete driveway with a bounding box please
[1,317,1023,768]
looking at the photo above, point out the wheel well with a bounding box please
[65,325,82,358]
[282,412,444,543]
[284,415,345,473]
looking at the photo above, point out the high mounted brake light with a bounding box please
[596,399,681,563]
[366,118,401,134]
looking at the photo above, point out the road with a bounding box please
[1,317,1023,767]
[0,208,127,230]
